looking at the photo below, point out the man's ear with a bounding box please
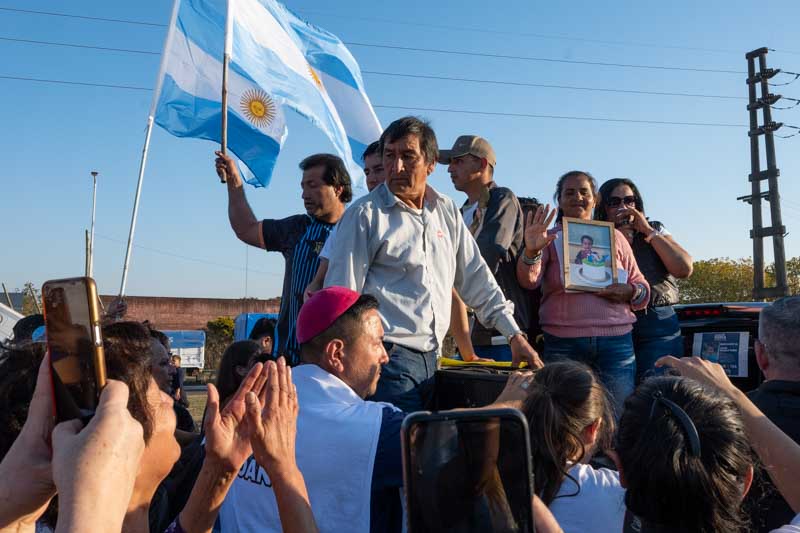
[425,158,436,176]
[755,340,769,374]
[320,338,346,374]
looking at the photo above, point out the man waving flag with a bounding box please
[153,0,382,188]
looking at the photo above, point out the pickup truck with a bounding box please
[675,302,768,392]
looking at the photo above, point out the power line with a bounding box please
[345,41,744,74]
[776,125,800,138]
[362,70,746,100]
[374,104,745,128]
[0,6,166,27]
[0,74,150,91]
[300,8,800,58]
[95,234,282,277]
[296,8,747,55]
[6,4,798,58]
[0,20,746,75]
[0,36,159,55]
[0,73,747,128]
[0,35,750,99]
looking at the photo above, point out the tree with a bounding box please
[17,282,42,316]
[677,256,800,304]
[204,316,235,372]
[677,258,755,304]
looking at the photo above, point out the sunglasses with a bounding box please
[607,195,636,208]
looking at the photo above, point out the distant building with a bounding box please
[99,295,280,330]
[2,292,25,313]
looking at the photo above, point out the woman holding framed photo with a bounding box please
[595,178,693,382]
[516,170,649,413]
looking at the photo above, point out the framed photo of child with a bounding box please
[562,217,618,292]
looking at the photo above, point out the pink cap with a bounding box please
[296,286,361,344]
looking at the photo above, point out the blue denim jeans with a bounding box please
[368,343,438,412]
[542,332,635,415]
[633,306,684,383]
[473,344,513,362]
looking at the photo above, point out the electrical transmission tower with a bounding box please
[738,47,788,300]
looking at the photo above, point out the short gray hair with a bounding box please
[759,296,800,368]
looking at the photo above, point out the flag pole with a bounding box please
[219,0,232,183]
[119,0,180,297]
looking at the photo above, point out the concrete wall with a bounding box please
[100,295,280,331]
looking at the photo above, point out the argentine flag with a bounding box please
[154,0,287,187]
[153,0,382,188]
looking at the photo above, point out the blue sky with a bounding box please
[2,0,800,299]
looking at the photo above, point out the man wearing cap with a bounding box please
[219,286,536,533]
[324,116,542,412]
[440,135,531,362]
[219,286,403,532]
[215,151,351,365]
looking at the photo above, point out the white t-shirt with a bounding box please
[548,463,626,533]
[461,201,478,229]
[318,222,338,260]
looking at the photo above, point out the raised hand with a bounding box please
[0,354,55,528]
[245,358,299,480]
[655,356,737,399]
[615,205,653,236]
[204,362,269,472]
[523,204,557,257]
[215,150,242,186]
[52,380,145,532]
[494,371,536,407]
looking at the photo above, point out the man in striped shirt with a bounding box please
[215,151,351,365]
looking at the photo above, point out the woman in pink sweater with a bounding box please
[516,171,649,413]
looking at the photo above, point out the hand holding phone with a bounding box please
[42,277,107,423]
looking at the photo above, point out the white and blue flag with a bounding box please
[153,0,382,188]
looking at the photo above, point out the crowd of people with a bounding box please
[1,115,800,532]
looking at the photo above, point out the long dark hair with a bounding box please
[521,362,615,505]
[617,376,753,532]
[216,340,263,405]
[102,321,159,442]
[553,170,599,222]
[595,178,645,222]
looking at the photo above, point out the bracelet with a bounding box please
[644,229,661,243]
[521,251,542,265]
[630,283,648,306]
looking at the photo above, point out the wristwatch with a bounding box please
[507,330,528,344]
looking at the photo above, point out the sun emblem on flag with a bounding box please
[308,65,324,90]
[240,89,276,128]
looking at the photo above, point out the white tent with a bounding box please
[0,302,23,343]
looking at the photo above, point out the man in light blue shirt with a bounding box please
[324,116,542,411]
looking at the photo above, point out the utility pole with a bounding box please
[738,47,788,300]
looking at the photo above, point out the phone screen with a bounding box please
[43,279,102,421]
[402,411,534,533]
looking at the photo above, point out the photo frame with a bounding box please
[562,217,618,292]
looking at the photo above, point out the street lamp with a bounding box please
[89,171,99,278]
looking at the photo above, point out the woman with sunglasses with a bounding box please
[595,179,693,382]
[517,171,650,414]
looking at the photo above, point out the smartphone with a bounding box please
[42,277,107,422]
[401,408,535,533]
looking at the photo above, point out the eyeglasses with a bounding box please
[607,195,636,208]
